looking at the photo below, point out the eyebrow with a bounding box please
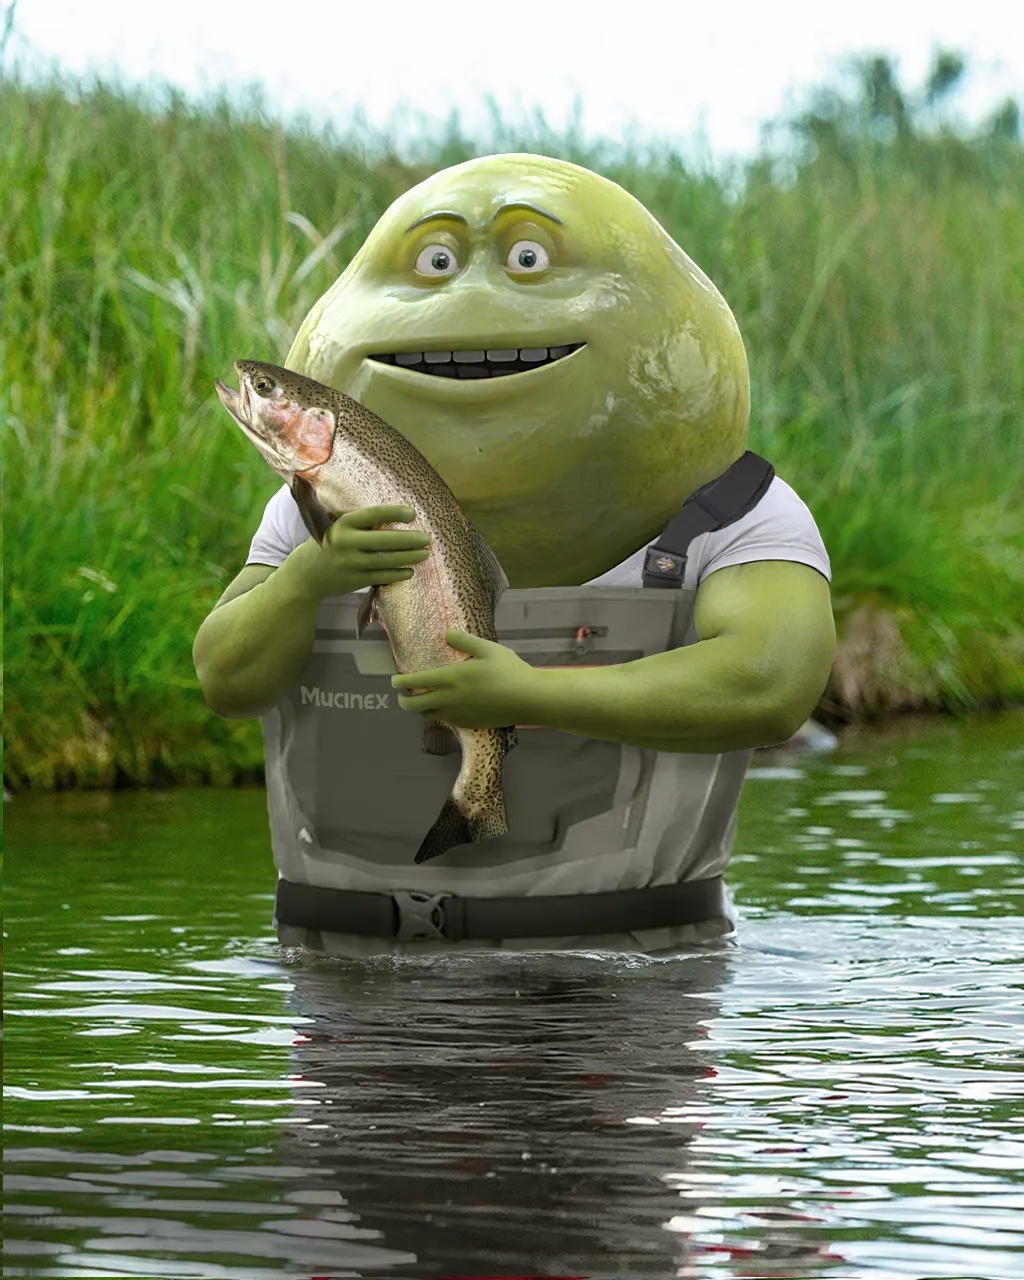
[491,201,563,226]
[404,210,468,233]
[403,202,563,233]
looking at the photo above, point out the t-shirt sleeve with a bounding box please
[695,475,831,585]
[245,484,311,568]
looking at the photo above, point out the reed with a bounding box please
[2,57,1021,787]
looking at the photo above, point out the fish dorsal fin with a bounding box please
[467,519,509,612]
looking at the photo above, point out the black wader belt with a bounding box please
[274,874,726,943]
[643,450,775,588]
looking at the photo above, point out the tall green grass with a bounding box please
[2,59,1022,787]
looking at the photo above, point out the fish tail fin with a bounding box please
[413,726,513,864]
[470,797,510,843]
[414,796,473,864]
[414,793,509,865]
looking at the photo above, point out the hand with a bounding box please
[390,629,540,729]
[291,505,432,603]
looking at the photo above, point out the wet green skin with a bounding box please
[196,155,834,753]
[286,153,750,588]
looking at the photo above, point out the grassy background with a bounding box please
[2,55,1023,789]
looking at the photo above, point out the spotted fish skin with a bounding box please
[214,359,517,864]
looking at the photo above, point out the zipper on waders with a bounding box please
[515,627,607,728]
[499,624,608,650]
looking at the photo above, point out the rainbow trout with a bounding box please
[214,360,517,865]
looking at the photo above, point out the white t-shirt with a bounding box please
[245,474,832,587]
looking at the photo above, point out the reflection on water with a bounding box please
[4,712,1023,1278]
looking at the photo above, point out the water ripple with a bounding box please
[4,714,1023,1277]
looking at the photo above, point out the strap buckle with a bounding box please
[643,546,686,586]
[393,890,452,941]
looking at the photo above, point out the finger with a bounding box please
[342,505,418,529]
[367,568,418,582]
[352,529,431,551]
[357,547,431,567]
[396,693,439,713]
[326,522,426,552]
[445,628,481,648]
[446,630,494,657]
[392,669,450,689]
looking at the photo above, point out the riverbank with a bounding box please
[2,65,1022,790]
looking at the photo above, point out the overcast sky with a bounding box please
[6,0,1022,162]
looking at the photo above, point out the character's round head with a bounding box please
[286,153,750,587]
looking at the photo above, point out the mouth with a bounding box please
[366,342,585,379]
[214,377,292,470]
[214,377,244,419]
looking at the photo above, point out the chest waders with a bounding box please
[264,452,775,954]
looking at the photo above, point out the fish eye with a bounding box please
[506,240,549,273]
[252,375,275,395]
[414,244,460,277]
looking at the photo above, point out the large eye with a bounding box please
[415,244,460,276]
[252,374,275,395]
[506,240,550,272]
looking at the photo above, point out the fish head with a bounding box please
[214,361,337,477]
[281,154,750,587]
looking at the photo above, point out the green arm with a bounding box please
[192,541,323,719]
[521,560,836,754]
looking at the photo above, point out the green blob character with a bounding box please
[195,153,836,957]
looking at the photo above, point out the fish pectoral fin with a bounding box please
[356,587,379,639]
[290,474,336,545]
[421,720,461,755]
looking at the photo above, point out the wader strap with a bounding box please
[643,450,775,588]
[274,874,726,943]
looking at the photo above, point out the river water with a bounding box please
[4,712,1023,1279]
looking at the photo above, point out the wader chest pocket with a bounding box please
[282,648,457,863]
[281,587,681,864]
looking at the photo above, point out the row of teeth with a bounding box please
[368,343,584,377]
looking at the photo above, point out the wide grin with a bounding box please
[366,343,585,379]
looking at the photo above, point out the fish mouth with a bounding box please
[214,376,245,421]
[214,376,293,470]
[365,342,586,380]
